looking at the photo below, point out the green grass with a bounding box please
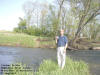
[36,56,90,75]
[3,56,90,75]
[0,31,55,48]
[0,32,35,47]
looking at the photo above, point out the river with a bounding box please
[0,46,100,75]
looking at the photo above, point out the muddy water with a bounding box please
[0,46,100,75]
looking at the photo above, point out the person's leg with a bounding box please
[61,53,66,69]
[57,47,62,67]
[61,47,66,69]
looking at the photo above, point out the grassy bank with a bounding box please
[0,31,99,49]
[3,56,90,75]
[0,31,55,48]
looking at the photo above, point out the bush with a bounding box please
[14,26,56,37]
[14,27,27,33]
[14,28,21,33]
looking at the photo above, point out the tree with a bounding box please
[72,0,100,43]
[18,17,27,29]
[23,1,35,28]
[57,0,65,34]
[65,0,100,46]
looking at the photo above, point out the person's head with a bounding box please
[60,29,64,36]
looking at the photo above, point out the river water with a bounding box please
[0,46,100,75]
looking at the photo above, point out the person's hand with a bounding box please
[55,36,58,40]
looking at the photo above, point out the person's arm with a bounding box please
[64,36,68,52]
[55,36,58,44]
[65,43,68,49]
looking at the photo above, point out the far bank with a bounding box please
[0,31,100,50]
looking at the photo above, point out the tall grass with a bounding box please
[3,57,90,75]
[36,56,90,75]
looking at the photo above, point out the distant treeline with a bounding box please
[14,0,100,42]
[14,26,55,37]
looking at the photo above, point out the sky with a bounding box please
[0,0,54,31]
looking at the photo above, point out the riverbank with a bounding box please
[3,56,90,75]
[70,37,100,50]
[0,31,100,50]
[0,31,55,48]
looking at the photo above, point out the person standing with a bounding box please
[55,29,68,69]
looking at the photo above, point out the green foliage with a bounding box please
[18,17,27,27]
[26,27,36,35]
[14,27,22,33]
[14,17,27,33]
[26,26,46,36]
